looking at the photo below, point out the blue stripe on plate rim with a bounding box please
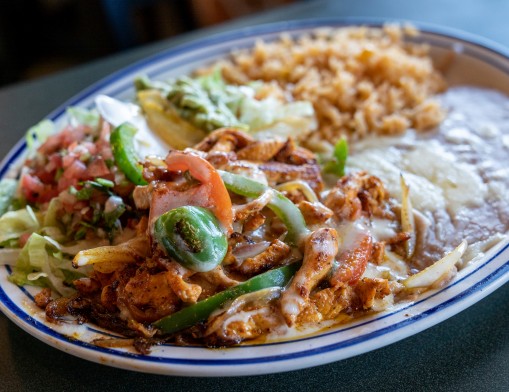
[1,17,509,369]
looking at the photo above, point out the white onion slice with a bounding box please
[403,240,467,289]
[233,241,271,262]
[400,174,416,259]
[276,180,318,202]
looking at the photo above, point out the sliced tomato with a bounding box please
[18,233,32,248]
[60,125,87,148]
[62,153,77,169]
[149,151,233,233]
[38,125,86,155]
[96,122,114,160]
[21,174,58,204]
[86,157,110,178]
[62,160,87,180]
[44,153,63,173]
[57,176,78,193]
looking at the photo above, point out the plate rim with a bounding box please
[1,17,509,377]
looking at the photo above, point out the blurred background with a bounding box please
[0,0,300,88]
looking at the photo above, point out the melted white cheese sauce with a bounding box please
[348,135,487,216]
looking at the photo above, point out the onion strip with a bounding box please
[403,240,467,288]
[276,180,318,202]
[400,174,416,259]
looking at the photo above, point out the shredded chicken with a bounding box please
[38,117,414,351]
[233,189,273,221]
[158,259,202,303]
[194,128,253,153]
[238,239,291,275]
[34,288,53,309]
[296,285,353,324]
[73,278,101,296]
[121,270,180,323]
[259,162,323,193]
[324,171,390,221]
[196,265,239,289]
[205,304,283,346]
[236,139,287,161]
[312,286,353,320]
[281,228,339,326]
[274,138,317,165]
[195,128,324,193]
[298,200,334,225]
[242,211,266,232]
[354,277,391,309]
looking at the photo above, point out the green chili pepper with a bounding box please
[110,123,147,185]
[323,137,348,177]
[218,170,310,246]
[153,263,299,334]
[154,206,228,272]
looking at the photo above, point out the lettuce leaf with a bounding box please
[0,178,17,216]
[26,119,55,156]
[0,206,40,245]
[136,71,316,139]
[66,107,100,129]
[239,97,315,138]
[8,233,86,297]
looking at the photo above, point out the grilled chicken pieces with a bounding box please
[43,128,401,350]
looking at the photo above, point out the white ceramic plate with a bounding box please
[1,19,509,377]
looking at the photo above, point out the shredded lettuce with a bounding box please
[42,198,61,228]
[0,178,17,216]
[6,105,120,296]
[136,71,316,138]
[26,119,55,156]
[40,226,66,244]
[66,106,100,129]
[25,107,98,158]
[239,96,315,137]
[0,248,22,266]
[25,108,99,158]
[8,233,87,297]
[254,100,314,129]
[197,69,316,138]
[0,206,40,245]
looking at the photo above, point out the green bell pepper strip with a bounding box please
[323,137,348,177]
[218,170,310,246]
[153,263,300,335]
[110,122,147,185]
[153,206,228,272]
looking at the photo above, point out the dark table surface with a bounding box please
[1,0,509,391]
